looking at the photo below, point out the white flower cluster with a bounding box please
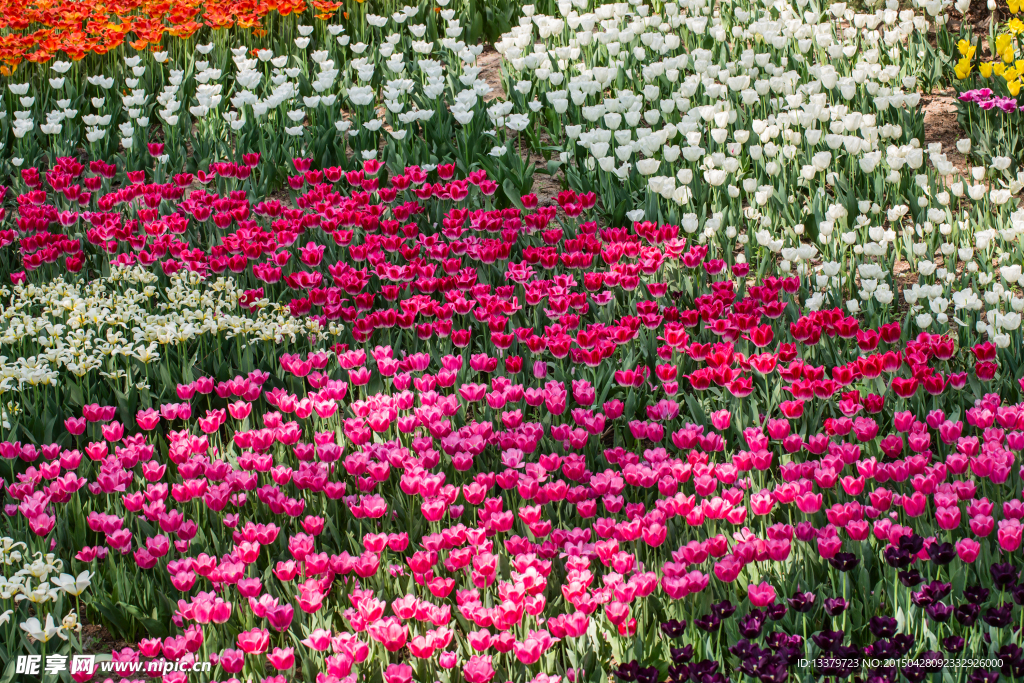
[0,541,88,643]
[491,0,1023,341]
[1,268,335,393]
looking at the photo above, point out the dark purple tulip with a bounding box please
[865,639,898,659]
[898,533,924,555]
[925,602,953,623]
[635,666,659,683]
[898,569,922,587]
[764,632,790,650]
[827,552,859,572]
[666,665,689,683]
[669,645,693,664]
[964,584,990,604]
[765,603,788,621]
[738,610,765,639]
[925,581,951,600]
[711,600,735,619]
[775,642,803,666]
[892,633,915,656]
[998,645,1024,677]
[884,546,911,569]
[694,613,721,632]
[755,659,789,683]
[955,602,980,627]
[736,653,764,677]
[613,661,638,682]
[729,638,764,661]
[660,619,687,638]
[688,660,719,680]
[926,541,955,565]
[865,672,898,683]
[912,580,951,607]
[920,652,944,673]
[869,616,897,639]
[966,670,999,683]
[990,562,1017,590]
[901,662,928,683]
[811,629,844,651]
[941,636,965,653]
[815,645,861,677]
[824,597,848,616]
[910,590,933,608]
[787,591,815,613]
[982,603,1013,628]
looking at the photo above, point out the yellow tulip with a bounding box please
[979,61,994,77]
[957,39,976,59]
[1005,66,1020,81]
[1009,79,1023,96]
[993,62,1006,76]
[1009,0,1020,13]
[954,57,974,79]
[995,34,1013,55]
[1009,18,1024,34]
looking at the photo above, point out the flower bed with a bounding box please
[2,0,1024,682]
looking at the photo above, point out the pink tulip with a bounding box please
[464,656,496,683]
[266,647,294,670]
[236,628,269,655]
[748,581,777,607]
[998,518,1023,552]
[956,538,981,563]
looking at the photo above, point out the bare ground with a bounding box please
[80,623,134,654]
[921,88,969,178]
[477,49,507,101]
[477,47,566,206]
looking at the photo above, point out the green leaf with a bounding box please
[95,597,132,637]
[66,381,85,408]
[683,394,709,429]
[611,196,630,228]
[503,178,525,211]
[0,658,18,683]
[119,602,169,638]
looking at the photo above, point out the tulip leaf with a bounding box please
[119,601,169,637]
[43,411,58,444]
[66,380,85,408]
[94,596,132,636]
[683,394,709,430]
[0,659,18,683]
[503,179,525,211]
[624,388,636,422]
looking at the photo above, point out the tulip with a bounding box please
[464,656,496,683]
[266,605,294,632]
[956,539,981,563]
[748,582,777,607]
[266,647,294,670]
[998,519,1023,552]
[217,649,244,674]
[237,628,270,655]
